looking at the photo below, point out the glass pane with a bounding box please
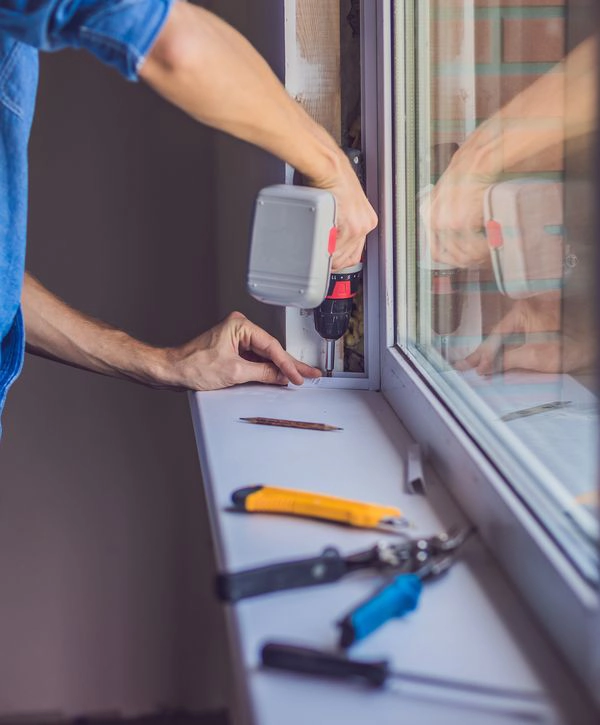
[394,1,599,580]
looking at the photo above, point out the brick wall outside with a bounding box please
[430,0,566,179]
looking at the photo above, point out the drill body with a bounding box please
[247,173,364,376]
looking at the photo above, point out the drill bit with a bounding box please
[325,339,335,376]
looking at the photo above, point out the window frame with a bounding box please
[282,0,380,390]
[363,0,600,707]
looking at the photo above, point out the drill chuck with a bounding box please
[313,263,363,374]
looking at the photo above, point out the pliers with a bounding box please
[337,528,472,647]
[216,527,471,604]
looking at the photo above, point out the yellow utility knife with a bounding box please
[230,485,409,533]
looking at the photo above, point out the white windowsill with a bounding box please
[189,383,596,725]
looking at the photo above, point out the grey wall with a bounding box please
[212,1,286,335]
[0,2,288,717]
[0,45,229,718]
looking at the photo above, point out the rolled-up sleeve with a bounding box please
[0,0,175,80]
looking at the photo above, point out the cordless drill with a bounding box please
[315,148,365,376]
[247,152,364,376]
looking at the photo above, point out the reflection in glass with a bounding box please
[397,1,599,577]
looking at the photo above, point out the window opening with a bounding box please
[393,0,599,581]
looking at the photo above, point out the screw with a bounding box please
[565,253,578,269]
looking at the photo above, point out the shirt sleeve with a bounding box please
[0,0,175,80]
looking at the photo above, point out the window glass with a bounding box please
[394,1,599,580]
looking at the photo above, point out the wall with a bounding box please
[0,41,228,718]
[0,0,294,717]
[211,0,286,335]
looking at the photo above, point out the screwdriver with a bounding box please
[260,643,550,720]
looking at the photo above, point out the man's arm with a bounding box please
[5,1,369,390]
[138,1,376,271]
[429,35,597,268]
[22,273,320,390]
[0,0,376,270]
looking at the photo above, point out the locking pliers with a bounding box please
[216,527,472,603]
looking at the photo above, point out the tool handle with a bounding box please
[338,574,422,648]
[231,485,402,529]
[216,547,347,602]
[261,642,389,688]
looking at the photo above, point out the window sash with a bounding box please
[364,0,600,708]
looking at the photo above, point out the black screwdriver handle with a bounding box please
[216,547,347,602]
[261,642,389,688]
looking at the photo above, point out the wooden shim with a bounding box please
[286,0,342,143]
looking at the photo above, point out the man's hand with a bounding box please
[22,274,321,391]
[160,311,321,390]
[304,153,377,271]
[139,2,376,269]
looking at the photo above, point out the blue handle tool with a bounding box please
[338,573,423,647]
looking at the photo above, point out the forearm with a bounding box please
[466,79,564,178]
[22,274,320,390]
[22,273,167,387]
[139,2,345,185]
[449,35,596,179]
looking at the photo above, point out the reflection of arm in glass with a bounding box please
[429,35,597,268]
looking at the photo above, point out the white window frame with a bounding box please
[363,0,600,708]
[282,0,380,390]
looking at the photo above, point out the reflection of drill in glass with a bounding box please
[420,144,463,349]
[430,266,461,337]
[418,192,462,348]
[313,262,363,376]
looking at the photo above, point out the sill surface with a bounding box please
[189,384,595,725]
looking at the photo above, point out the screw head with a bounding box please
[565,253,578,269]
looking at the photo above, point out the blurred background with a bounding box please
[0,1,283,720]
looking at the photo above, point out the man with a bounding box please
[0,0,377,430]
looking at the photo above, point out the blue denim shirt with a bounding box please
[0,0,173,429]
